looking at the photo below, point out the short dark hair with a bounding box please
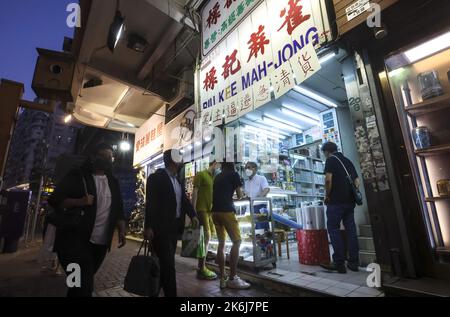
[92,143,114,155]
[163,150,175,167]
[221,162,235,172]
[321,142,338,153]
[246,162,258,169]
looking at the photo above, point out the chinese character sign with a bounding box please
[133,105,166,167]
[200,0,328,123]
[202,0,262,55]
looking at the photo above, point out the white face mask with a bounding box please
[245,169,254,178]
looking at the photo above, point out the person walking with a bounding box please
[192,160,220,281]
[320,142,361,274]
[212,162,250,290]
[49,143,127,297]
[144,150,199,297]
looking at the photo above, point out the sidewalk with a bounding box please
[0,239,288,297]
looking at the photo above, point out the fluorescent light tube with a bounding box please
[263,116,303,134]
[281,107,320,125]
[404,31,450,63]
[294,86,338,108]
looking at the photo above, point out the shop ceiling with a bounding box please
[70,0,204,133]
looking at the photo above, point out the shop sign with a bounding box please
[200,0,328,124]
[164,105,197,151]
[133,105,166,166]
[202,0,264,56]
[345,0,371,22]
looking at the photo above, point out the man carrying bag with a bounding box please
[319,142,362,274]
[124,240,160,297]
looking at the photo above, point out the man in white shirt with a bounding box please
[244,162,270,199]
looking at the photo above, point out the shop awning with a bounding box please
[68,0,202,133]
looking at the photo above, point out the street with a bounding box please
[0,239,288,298]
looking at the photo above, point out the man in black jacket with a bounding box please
[144,150,198,297]
[49,143,126,297]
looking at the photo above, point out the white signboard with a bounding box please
[164,105,197,151]
[200,0,328,123]
[133,105,166,166]
[346,0,371,22]
[202,0,264,56]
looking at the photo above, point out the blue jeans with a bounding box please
[326,204,359,265]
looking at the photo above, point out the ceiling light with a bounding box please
[263,116,303,134]
[119,140,131,152]
[127,33,149,53]
[107,11,125,52]
[294,86,338,108]
[404,31,450,63]
[64,114,72,124]
[265,114,303,131]
[242,125,287,140]
[281,107,320,125]
[239,119,290,136]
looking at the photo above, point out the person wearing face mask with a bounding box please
[144,150,199,297]
[191,160,220,281]
[49,143,127,297]
[244,162,270,200]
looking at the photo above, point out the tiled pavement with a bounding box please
[255,243,385,297]
[0,239,287,297]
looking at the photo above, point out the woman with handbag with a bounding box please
[48,143,127,297]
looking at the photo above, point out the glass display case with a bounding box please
[384,31,450,262]
[209,198,277,271]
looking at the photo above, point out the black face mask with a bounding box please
[93,157,113,173]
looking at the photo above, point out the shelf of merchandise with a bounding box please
[405,93,450,116]
[210,198,277,271]
[415,144,450,157]
[425,197,450,203]
[396,78,450,262]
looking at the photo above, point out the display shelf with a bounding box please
[425,197,450,202]
[405,93,450,116]
[436,248,450,256]
[415,144,450,157]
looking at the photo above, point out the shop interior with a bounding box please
[182,47,380,292]
[384,29,450,264]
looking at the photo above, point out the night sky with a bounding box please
[0,0,75,100]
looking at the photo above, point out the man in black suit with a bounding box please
[144,150,198,297]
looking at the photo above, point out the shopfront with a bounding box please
[190,0,398,295]
[332,0,450,291]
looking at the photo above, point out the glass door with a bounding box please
[384,30,450,263]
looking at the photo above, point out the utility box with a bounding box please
[32,48,82,103]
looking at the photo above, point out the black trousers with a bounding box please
[57,242,108,297]
[152,232,178,297]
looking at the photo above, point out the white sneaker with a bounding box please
[226,276,251,290]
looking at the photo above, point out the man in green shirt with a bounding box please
[192,161,220,280]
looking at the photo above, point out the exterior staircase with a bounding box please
[359,224,377,267]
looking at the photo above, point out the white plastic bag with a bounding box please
[38,224,57,265]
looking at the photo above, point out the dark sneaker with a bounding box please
[347,262,360,272]
[320,263,347,274]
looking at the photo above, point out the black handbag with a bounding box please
[47,175,88,229]
[332,155,363,206]
[124,240,160,297]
